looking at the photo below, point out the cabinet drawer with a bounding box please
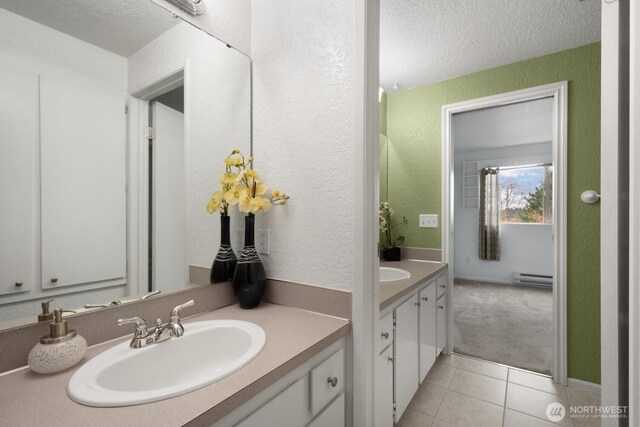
[307,394,344,427]
[236,376,308,427]
[310,349,344,417]
[436,275,447,299]
[378,312,393,352]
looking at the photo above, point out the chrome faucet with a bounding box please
[117,300,195,349]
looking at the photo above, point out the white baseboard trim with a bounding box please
[568,377,601,393]
[454,275,512,285]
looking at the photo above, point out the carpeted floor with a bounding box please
[452,279,553,375]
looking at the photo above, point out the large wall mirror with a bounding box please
[0,0,251,327]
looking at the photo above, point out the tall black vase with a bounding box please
[233,213,266,308]
[210,215,238,283]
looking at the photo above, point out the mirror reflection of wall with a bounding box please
[0,0,250,326]
[379,90,388,203]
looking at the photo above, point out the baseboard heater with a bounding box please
[512,272,553,289]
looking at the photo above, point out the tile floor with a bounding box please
[396,354,601,427]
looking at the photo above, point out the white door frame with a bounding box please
[441,81,569,384]
[353,0,380,425]
[126,69,186,297]
[628,0,640,423]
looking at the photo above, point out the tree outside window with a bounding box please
[499,165,553,224]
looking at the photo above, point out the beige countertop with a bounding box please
[380,260,448,311]
[0,302,350,427]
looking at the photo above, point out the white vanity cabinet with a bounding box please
[436,294,448,356]
[375,313,394,427]
[232,347,345,427]
[393,294,420,420]
[377,271,447,426]
[418,283,437,382]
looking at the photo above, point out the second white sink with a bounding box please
[68,319,266,407]
[380,267,411,283]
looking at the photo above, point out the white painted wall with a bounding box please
[453,97,553,152]
[128,21,251,272]
[454,143,553,284]
[250,0,356,290]
[150,0,251,55]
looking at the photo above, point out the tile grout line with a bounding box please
[502,369,510,427]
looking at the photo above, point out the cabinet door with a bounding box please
[40,75,126,289]
[307,394,344,427]
[375,345,394,427]
[394,295,419,422]
[419,284,437,382]
[0,62,38,296]
[236,376,309,427]
[436,294,448,356]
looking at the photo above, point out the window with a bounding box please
[499,165,553,224]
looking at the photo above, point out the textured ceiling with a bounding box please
[380,0,601,91]
[453,97,553,152]
[0,0,179,57]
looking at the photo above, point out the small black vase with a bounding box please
[233,213,266,308]
[382,247,401,261]
[210,215,238,283]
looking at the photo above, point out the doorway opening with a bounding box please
[451,97,555,375]
[127,69,187,296]
[442,82,568,383]
[148,85,186,292]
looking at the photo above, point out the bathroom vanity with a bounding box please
[375,260,448,426]
[0,295,350,426]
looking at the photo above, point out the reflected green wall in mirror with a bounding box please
[379,92,388,203]
[382,43,601,384]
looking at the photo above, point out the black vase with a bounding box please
[210,215,238,283]
[382,247,401,261]
[233,213,266,308]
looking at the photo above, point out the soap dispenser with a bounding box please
[28,308,87,374]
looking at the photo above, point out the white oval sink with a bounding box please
[380,267,411,283]
[68,320,266,407]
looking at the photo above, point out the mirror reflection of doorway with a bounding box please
[148,85,186,292]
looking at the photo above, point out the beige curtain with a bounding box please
[479,167,500,261]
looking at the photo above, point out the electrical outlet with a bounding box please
[419,214,438,228]
[257,230,270,255]
[234,229,244,252]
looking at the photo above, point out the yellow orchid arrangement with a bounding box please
[206,150,289,216]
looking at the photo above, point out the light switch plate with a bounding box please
[419,214,438,228]
[234,229,244,252]
[257,230,270,255]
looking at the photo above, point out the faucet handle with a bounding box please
[170,300,195,319]
[117,317,148,337]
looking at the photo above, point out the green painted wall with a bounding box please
[380,92,388,202]
[385,43,601,383]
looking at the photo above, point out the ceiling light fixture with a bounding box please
[165,0,205,16]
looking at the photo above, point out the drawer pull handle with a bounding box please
[381,332,389,339]
[51,278,58,284]
[388,356,395,362]
[438,305,444,310]
[14,282,23,288]
[327,376,338,387]
[421,297,428,301]
[414,301,421,307]
[440,284,446,288]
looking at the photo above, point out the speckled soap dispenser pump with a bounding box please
[28,308,87,374]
